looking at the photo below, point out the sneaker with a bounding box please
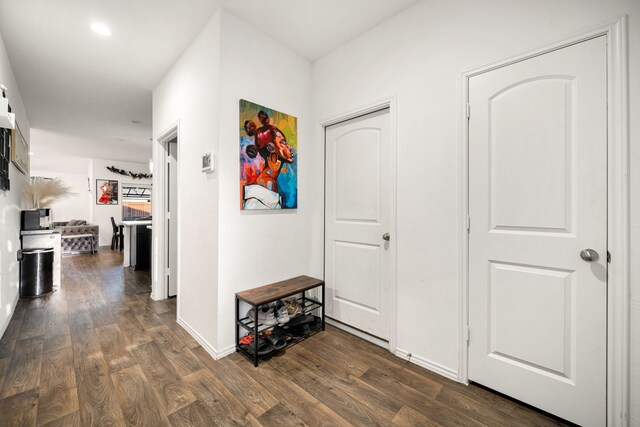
[284,298,302,316]
[247,305,277,326]
[274,300,290,324]
[240,334,254,345]
[239,329,272,345]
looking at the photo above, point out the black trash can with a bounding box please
[18,248,54,297]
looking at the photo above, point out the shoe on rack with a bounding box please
[287,323,311,338]
[240,334,254,345]
[284,298,302,316]
[266,333,287,351]
[287,314,314,327]
[272,325,293,341]
[247,305,277,326]
[248,337,274,357]
[274,300,290,324]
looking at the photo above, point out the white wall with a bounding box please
[153,11,221,351]
[215,10,314,353]
[311,0,639,422]
[0,31,30,337]
[31,169,93,223]
[153,8,314,355]
[29,150,92,175]
[29,128,151,164]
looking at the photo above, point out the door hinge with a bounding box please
[466,103,471,119]
[166,212,171,220]
[466,215,471,232]
[166,268,170,276]
[607,251,611,263]
[465,326,470,344]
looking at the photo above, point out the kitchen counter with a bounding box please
[21,229,61,235]
[122,220,152,269]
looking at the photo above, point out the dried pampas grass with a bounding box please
[24,177,76,209]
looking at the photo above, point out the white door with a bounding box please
[325,108,393,341]
[167,139,178,297]
[468,37,607,426]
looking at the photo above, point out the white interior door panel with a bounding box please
[325,108,392,341]
[468,36,607,427]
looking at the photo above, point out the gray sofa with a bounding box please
[53,220,99,254]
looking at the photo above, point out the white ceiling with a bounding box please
[0,0,420,164]
[218,0,421,61]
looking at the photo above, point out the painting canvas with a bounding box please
[239,99,297,209]
[11,122,29,175]
[96,179,119,205]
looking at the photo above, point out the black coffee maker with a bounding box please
[21,209,52,230]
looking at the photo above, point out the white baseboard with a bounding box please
[176,316,235,360]
[215,344,236,359]
[325,317,460,383]
[394,348,459,382]
[149,291,164,301]
[325,317,389,349]
[0,291,19,339]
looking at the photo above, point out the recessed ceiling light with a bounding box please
[28,151,34,156]
[90,22,111,37]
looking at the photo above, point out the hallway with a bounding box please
[0,251,570,426]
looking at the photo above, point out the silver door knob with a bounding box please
[580,249,599,262]
[382,233,390,241]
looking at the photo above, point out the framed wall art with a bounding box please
[11,122,29,175]
[0,127,9,190]
[96,179,118,205]
[239,99,297,210]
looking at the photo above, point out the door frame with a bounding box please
[316,95,398,352]
[458,17,630,426]
[166,137,179,298]
[151,121,182,310]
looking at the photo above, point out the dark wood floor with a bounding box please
[0,249,570,426]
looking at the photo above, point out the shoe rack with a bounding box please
[235,275,325,367]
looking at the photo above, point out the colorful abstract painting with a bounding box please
[239,99,297,209]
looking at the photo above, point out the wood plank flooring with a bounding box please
[0,249,571,426]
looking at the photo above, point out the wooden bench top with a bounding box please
[236,275,323,306]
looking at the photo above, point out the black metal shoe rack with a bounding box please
[235,275,325,367]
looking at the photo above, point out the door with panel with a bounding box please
[468,36,607,426]
[325,108,392,341]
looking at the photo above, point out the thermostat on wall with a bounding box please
[202,152,215,173]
